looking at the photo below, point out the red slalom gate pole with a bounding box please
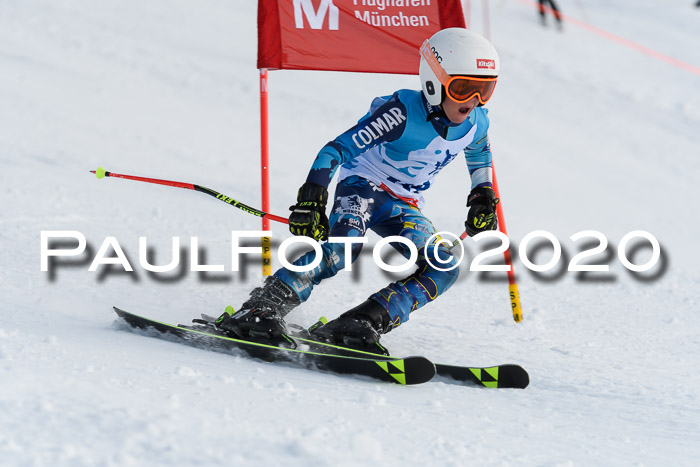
[491,163,523,323]
[260,69,272,276]
[451,164,523,323]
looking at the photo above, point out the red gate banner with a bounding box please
[258,0,466,74]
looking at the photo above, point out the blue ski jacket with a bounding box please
[306,89,493,208]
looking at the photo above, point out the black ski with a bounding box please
[198,314,530,389]
[113,307,436,385]
[291,335,530,389]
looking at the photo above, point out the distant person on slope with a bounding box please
[539,0,563,29]
[216,28,500,353]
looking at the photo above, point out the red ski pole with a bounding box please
[90,167,289,225]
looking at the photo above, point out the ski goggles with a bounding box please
[420,39,497,105]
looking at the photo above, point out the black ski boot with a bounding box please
[310,299,393,355]
[217,276,300,346]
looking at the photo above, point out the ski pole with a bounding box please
[90,167,289,225]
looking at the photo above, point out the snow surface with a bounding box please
[2,0,699,465]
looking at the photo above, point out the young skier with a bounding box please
[217,28,501,353]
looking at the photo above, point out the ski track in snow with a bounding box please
[1,0,699,465]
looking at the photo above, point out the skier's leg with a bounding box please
[548,0,563,24]
[274,176,380,302]
[369,205,460,329]
[272,242,357,303]
[218,178,378,339]
[538,0,547,24]
[311,201,460,351]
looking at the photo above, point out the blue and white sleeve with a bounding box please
[464,110,493,190]
[306,93,407,188]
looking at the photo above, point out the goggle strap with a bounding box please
[420,40,451,86]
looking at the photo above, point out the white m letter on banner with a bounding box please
[293,0,339,30]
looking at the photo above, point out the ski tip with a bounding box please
[94,167,107,179]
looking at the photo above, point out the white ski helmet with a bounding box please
[419,28,500,106]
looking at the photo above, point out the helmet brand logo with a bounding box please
[430,47,443,63]
[476,59,495,70]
